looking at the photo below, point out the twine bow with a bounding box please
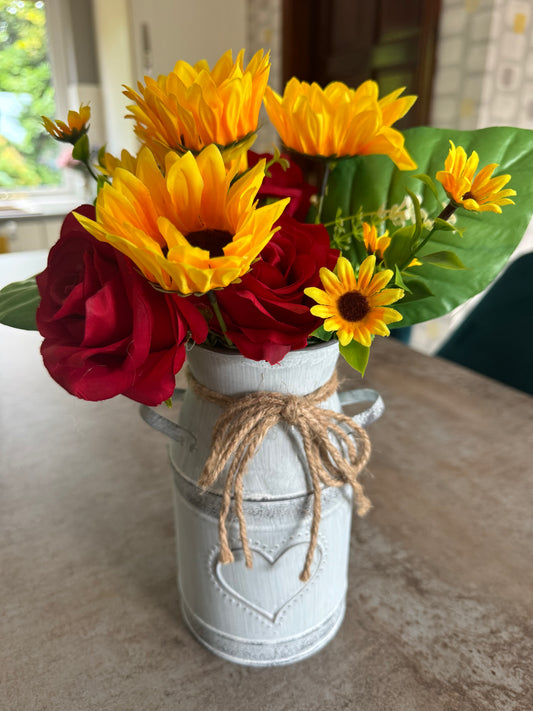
[188,369,372,582]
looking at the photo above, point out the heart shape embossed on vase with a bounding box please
[214,542,323,623]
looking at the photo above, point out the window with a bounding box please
[0,0,66,194]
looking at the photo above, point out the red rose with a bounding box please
[248,151,317,220]
[208,214,339,364]
[36,205,207,405]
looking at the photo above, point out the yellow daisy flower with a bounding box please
[263,78,417,170]
[304,255,404,347]
[436,141,516,213]
[124,49,270,165]
[362,222,390,259]
[42,104,91,144]
[75,144,289,295]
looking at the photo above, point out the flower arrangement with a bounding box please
[1,48,533,405]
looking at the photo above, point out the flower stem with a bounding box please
[437,201,458,222]
[322,210,380,228]
[398,201,458,271]
[316,162,331,224]
[207,291,233,348]
[82,159,100,183]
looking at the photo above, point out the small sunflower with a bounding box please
[263,78,417,170]
[75,144,289,295]
[362,222,390,260]
[304,256,404,347]
[42,104,90,144]
[124,49,269,165]
[436,141,516,213]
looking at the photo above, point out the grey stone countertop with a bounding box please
[1,324,532,711]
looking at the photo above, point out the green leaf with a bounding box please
[310,324,333,341]
[0,277,40,330]
[383,225,415,270]
[420,251,466,270]
[339,340,370,377]
[405,187,423,241]
[321,126,533,326]
[394,265,411,292]
[413,172,440,201]
[72,133,89,162]
[97,144,107,166]
[396,278,434,305]
[433,217,458,232]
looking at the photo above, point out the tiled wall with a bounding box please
[431,0,533,130]
[430,0,494,130]
[479,0,533,128]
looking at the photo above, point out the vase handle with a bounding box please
[339,388,384,427]
[141,386,382,445]
[139,388,197,450]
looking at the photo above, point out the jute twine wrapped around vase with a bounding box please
[188,369,372,581]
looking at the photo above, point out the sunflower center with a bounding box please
[187,229,233,257]
[337,290,370,322]
[462,190,475,200]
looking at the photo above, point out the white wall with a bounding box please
[92,0,138,155]
[91,0,247,154]
[129,0,247,80]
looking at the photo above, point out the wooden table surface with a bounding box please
[1,322,532,710]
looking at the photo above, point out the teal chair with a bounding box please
[437,252,533,395]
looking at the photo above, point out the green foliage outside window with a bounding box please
[0,0,61,188]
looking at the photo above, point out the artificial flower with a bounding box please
[361,222,421,267]
[42,104,90,144]
[263,78,417,169]
[203,214,339,364]
[305,255,404,347]
[248,150,317,220]
[75,144,289,294]
[362,222,390,260]
[98,148,139,177]
[436,141,516,213]
[36,206,207,406]
[124,49,269,165]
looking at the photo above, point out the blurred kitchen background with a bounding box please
[1,0,532,353]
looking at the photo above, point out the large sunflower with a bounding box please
[263,78,417,170]
[436,141,516,213]
[76,144,289,295]
[124,49,270,165]
[304,256,404,347]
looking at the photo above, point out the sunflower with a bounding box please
[42,104,91,144]
[436,141,516,213]
[124,49,270,165]
[304,256,404,347]
[263,78,417,170]
[98,148,139,178]
[75,144,289,295]
[362,222,390,260]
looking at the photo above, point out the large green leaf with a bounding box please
[0,277,40,330]
[322,126,533,327]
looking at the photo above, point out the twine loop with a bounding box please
[187,368,372,582]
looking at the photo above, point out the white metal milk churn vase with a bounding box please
[141,339,383,666]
